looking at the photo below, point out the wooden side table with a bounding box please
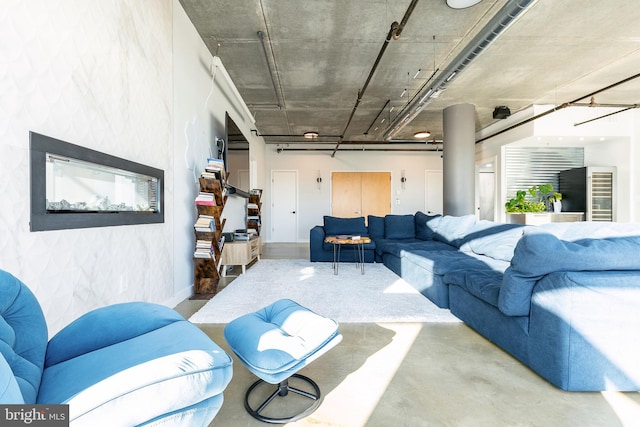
[323,236,371,275]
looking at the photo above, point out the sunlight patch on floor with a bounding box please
[601,390,640,426]
[383,278,420,294]
[294,323,423,427]
[299,266,316,281]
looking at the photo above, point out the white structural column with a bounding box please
[442,103,476,216]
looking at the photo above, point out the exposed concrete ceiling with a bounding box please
[179,0,640,148]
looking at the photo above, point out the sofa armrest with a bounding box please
[309,226,327,262]
[45,302,184,367]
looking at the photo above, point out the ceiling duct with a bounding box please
[383,0,537,140]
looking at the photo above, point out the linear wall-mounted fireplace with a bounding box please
[30,132,164,231]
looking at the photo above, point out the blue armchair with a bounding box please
[0,269,233,426]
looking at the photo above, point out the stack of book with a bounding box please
[194,215,216,232]
[194,240,215,259]
[201,158,226,181]
[195,193,216,206]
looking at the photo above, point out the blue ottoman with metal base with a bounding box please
[224,299,342,423]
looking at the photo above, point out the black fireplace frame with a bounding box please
[30,131,164,231]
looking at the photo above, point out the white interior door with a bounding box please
[271,170,298,242]
[425,170,443,215]
[478,172,496,221]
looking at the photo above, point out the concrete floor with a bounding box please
[175,244,640,427]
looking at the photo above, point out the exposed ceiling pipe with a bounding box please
[265,139,438,145]
[276,146,442,153]
[476,72,640,143]
[383,0,538,140]
[331,0,420,157]
[574,105,639,127]
[257,31,282,109]
[364,99,391,135]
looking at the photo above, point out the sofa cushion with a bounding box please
[367,215,385,239]
[38,319,233,423]
[384,214,415,239]
[323,216,367,236]
[499,227,640,316]
[415,211,442,240]
[404,250,507,276]
[459,221,526,262]
[433,214,477,247]
[375,239,452,257]
[537,221,640,241]
[444,270,503,308]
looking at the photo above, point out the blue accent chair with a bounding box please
[0,269,233,426]
[224,299,342,423]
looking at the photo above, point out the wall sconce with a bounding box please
[316,170,322,190]
[401,169,407,189]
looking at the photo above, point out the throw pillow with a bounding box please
[323,216,367,236]
[433,214,477,247]
[415,211,442,240]
[384,214,415,239]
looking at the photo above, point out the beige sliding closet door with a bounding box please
[331,172,391,220]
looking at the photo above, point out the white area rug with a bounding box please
[189,259,461,324]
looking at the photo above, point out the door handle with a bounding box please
[291,211,296,214]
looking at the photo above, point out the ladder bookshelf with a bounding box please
[193,164,227,297]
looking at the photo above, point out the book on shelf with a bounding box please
[195,192,216,206]
[196,239,213,248]
[194,238,216,260]
[247,203,259,209]
[205,158,225,172]
[201,170,224,181]
[194,216,216,232]
[194,250,215,260]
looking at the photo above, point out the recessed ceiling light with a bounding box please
[303,131,319,139]
[446,0,483,9]
[414,131,431,139]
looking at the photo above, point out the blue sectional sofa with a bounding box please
[0,269,233,425]
[310,212,640,391]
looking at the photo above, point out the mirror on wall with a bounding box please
[225,113,250,192]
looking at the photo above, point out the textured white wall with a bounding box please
[0,0,171,336]
[0,0,266,334]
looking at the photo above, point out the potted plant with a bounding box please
[505,183,562,223]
